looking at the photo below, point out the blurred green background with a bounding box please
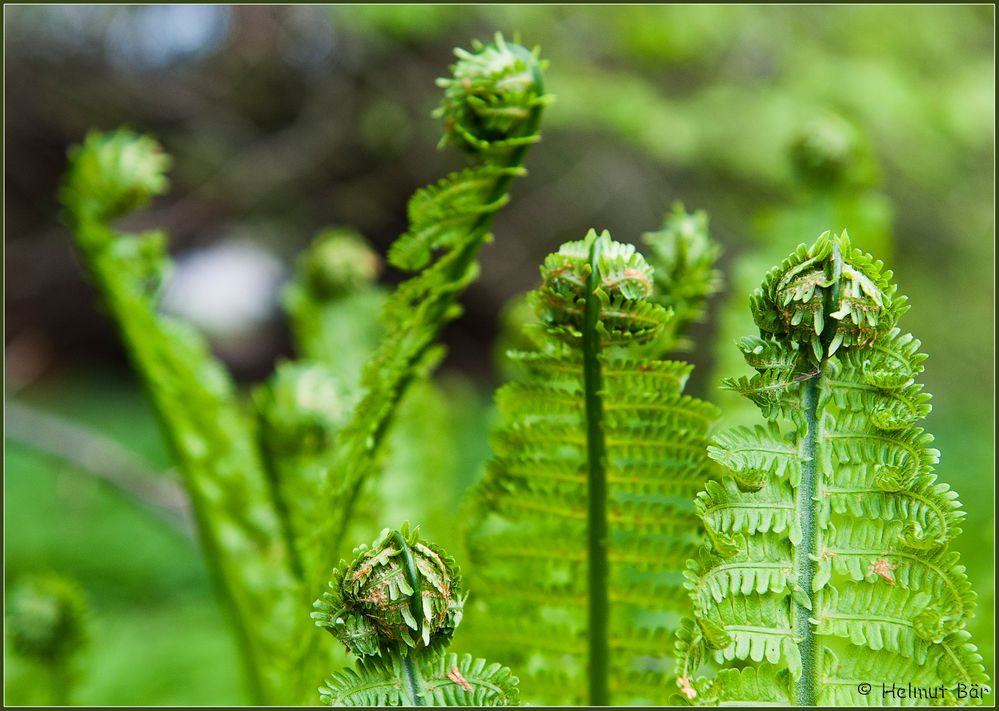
[4,5,993,704]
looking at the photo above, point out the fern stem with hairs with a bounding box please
[677,231,988,706]
[582,234,611,705]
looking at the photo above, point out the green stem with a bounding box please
[393,530,427,706]
[402,655,426,707]
[795,243,839,706]
[583,235,609,706]
[257,435,305,579]
[794,374,820,706]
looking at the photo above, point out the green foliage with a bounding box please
[5,574,88,705]
[321,652,519,707]
[677,231,988,705]
[60,131,170,223]
[641,203,722,354]
[60,35,547,706]
[314,526,518,706]
[61,129,315,704]
[7,574,88,666]
[463,229,720,705]
[283,228,386,390]
[308,33,549,593]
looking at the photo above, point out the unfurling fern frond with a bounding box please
[61,131,315,703]
[283,228,385,388]
[313,525,518,706]
[641,202,722,354]
[677,231,989,706]
[463,229,720,705]
[311,34,549,586]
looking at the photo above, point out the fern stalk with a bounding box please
[582,234,610,705]
[794,374,820,706]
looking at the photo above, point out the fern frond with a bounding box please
[311,36,548,583]
[641,202,723,354]
[61,130,315,703]
[463,228,720,704]
[283,228,385,385]
[314,526,519,706]
[709,665,792,706]
[320,653,519,707]
[680,231,989,705]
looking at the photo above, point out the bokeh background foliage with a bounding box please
[4,5,993,704]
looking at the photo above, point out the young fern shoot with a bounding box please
[310,34,550,590]
[676,231,989,705]
[60,131,312,703]
[463,227,720,705]
[312,524,519,706]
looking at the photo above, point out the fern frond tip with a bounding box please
[61,129,170,223]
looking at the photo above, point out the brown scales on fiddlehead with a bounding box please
[313,525,518,706]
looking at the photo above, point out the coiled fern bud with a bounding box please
[7,575,88,666]
[435,33,548,159]
[254,362,352,457]
[750,230,901,363]
[789,114,876,191]
[60,130,170,224]
[312,524,464,657]
[532,228,667,346]
[296,228,382,301]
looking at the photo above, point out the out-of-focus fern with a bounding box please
[255,229,384,579]
[312,524,519,706]
[462,228,720,705]
[676,231,989,705]
[60,131,315,703]
[283,228,385,390]
[5,574,88,705]
[641,202,722,355]
[309,34,550,589]
[270,226,462,554]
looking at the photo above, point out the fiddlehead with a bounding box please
[312,34,549,588]
[462,228,720,705]
[283,228,385,387]
[678,231,988,705]
[641,202,723,354]
[313,525,518,706]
